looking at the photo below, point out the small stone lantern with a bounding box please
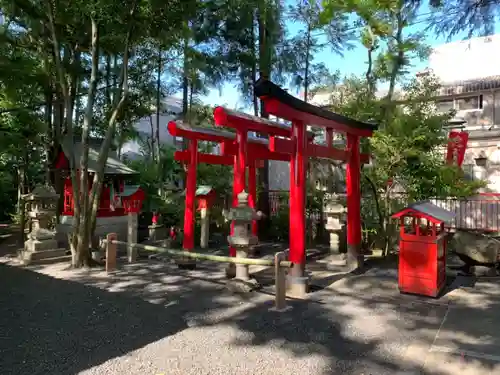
[20,185,66,264]
[324,194,347,266]
[225,190,263,289]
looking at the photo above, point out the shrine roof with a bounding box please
[60,137,137,175]
[254,78,378,134]
[195,185,214,196]
[392,201,455,223]
[119,185,142,197]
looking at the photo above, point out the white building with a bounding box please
[119,97,183,160]
[428,34,500,193]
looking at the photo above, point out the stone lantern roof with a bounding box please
[22,185,59,201]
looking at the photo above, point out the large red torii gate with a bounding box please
[252,78,377,296]
[169,79,376,297]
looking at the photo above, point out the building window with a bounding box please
[456,95,482,110]
[436,99,454,112]
[462,164,475,181]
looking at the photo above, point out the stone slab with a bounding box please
[24,239,58,252]
[433,306,500,360]
[19,248,68,265]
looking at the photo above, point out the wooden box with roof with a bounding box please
[392,201,455,298]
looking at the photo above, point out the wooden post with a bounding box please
[182,139,198,250]
[248,162,258,236]
[200,207,209,249]
[106,233,117,273]
[127,212,138,262]
[270,251,291,312]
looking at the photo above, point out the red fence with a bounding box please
[267,191,500,233]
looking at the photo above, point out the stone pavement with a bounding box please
[310,265,500,374]
[1,257,500,374]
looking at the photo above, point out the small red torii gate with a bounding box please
[167,121,289,251]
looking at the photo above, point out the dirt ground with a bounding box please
[2,226,500,374]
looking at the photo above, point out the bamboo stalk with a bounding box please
[104,239,292,268]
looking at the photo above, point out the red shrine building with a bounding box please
[53,137,141,243]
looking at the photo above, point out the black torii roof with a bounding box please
[254,78,378,132]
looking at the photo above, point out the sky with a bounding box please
[176,4,493,112]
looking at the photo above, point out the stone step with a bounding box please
[26,248,69,260]
[33,255,72,265]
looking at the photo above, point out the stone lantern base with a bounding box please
[19,229,68,265]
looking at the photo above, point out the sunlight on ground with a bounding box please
[4,259,500,375]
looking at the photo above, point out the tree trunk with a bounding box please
[44,85,53,185]
[181,34,190,188]
[303,22,311,102]
[384,10,404,122]
[149,115,155,159]
[251,11,259,117]
[105,53,112,106]
[155,44,162,164]
[257,6,271,237]
[87,4,136,243]
[47,0,80,263]
[17,159,25,215]
[75,17,100,268]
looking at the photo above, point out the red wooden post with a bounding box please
[326,128,333,148]
[248,162,258,235]
[346,134,362,269]
[289,121,307,288]
[230,156,238,257]
[182,139,198,250]
[236,130,248,192]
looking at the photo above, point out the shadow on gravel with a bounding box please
[0,263,229,375]
[3,260,500,375]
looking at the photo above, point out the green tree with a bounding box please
[287,0,351,101]
[1,0,199,266]
[428,0,500,38]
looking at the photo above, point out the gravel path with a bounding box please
[0,260,497,375]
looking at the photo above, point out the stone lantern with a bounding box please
[20,185,66,264]
[324,193,347,266]
[225,190,263,290]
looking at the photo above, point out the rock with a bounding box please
[470,265,498,277]
[225,263,236,279]
[451,231,500,265]
[226,278,260,293]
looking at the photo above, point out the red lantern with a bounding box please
[170,226,177,241]
[152,211,159,224]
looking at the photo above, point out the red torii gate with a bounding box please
[251,78,377,295]
[169,79,376,297]
[167,121,290,251]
